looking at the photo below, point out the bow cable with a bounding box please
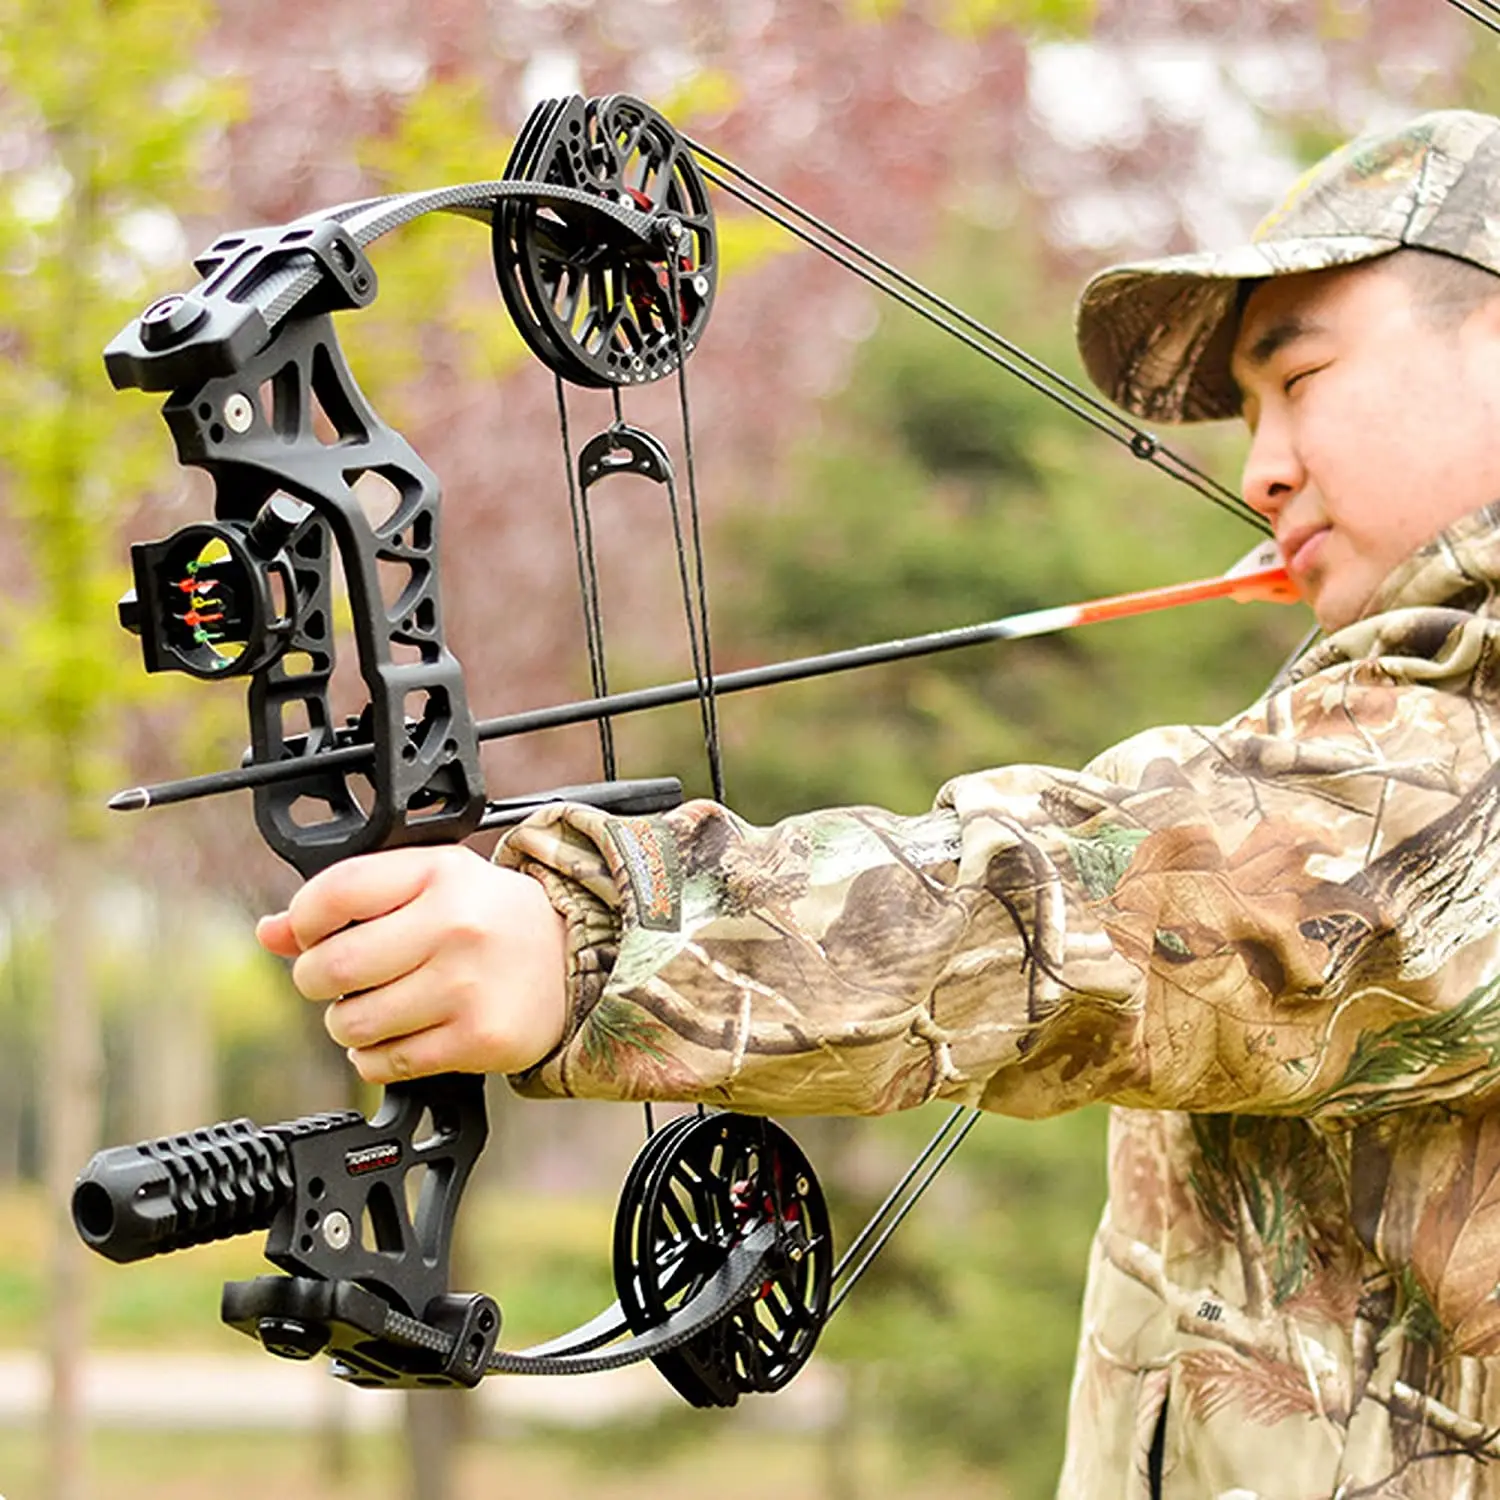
[667,249,726,804]
[686,139,1266,534]
[554,375,619,779]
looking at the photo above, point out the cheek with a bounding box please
[1311,373,1466,539]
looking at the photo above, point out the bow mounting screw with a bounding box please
[320,1210,352,1251]
[245,493,311,559]
[138,293,207,350]
[222,393,255,434]
[256,1317,329,1362]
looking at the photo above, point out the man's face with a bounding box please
[1230,259,1500,631]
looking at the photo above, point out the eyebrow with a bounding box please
[1240,314,1324,370]
[1230,312,1328,407]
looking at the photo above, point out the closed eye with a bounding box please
[1284,363,1328,395]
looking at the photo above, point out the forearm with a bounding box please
[497,790,1142,1113]
[499,668,1500,1123]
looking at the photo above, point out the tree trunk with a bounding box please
[404,1390,463,1500]
[126,894,215,1138]
[44,849,101,1500]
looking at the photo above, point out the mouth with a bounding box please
[1278,525,1329,582]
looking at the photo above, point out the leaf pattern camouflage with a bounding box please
[1076,110,1500,425]
[499,503,1500,1497]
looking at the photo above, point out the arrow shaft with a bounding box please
[110,565,1294,812]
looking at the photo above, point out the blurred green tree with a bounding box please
[0,5,240,1497]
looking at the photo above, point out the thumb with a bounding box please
[255,911,302,960]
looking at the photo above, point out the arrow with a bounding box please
[108,550,1298,813]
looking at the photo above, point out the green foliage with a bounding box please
[816,1107,1107,1498]
[1457,21,1500,117]
[0,0,242,825]
[841,0,1095,35]
[346,77,532,397]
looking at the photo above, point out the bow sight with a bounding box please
[72,92,834,1407]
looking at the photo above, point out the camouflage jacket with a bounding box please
[499,504,1500,1499]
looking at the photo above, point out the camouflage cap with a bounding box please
[1074,110,1500,424]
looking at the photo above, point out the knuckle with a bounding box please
[330,997,376,1050]
[445,908,492,953]
[321,950,355,997]
[290,952,325,1001]
[323,1002,350,1049]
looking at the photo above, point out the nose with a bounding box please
[1240,409,1303,523]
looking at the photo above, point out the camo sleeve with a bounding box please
[497,612,1500,1121]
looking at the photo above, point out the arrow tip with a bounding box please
[108,787,151,812]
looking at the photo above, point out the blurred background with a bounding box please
[0,1,1493,1496]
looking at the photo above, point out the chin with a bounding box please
[1312,582,1377,633]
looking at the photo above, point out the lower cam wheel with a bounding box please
[612,1113,832,1407]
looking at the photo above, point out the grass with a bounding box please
[0,1423,1012,1500]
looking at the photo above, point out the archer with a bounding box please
[259,109,1500,1494]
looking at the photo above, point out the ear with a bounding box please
[1459,285,1500,386]
[1463,281,1500,342]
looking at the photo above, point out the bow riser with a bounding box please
[126,309,487,875]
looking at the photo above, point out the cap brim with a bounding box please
[1075,234,1400,423]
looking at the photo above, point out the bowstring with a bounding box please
[555,373,618,780]
[685,139,1267,536]
[1444,0,1500,36]
[661,257,722,1139]
[666,249,727,805]
[552,267,727,1136]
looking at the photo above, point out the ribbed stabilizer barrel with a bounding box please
[72,1118,296,1263]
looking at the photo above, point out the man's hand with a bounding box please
[255,846,568,1085]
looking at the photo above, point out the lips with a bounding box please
[1278,525,1329,581]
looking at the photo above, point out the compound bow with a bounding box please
[70,90,1282,1407]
